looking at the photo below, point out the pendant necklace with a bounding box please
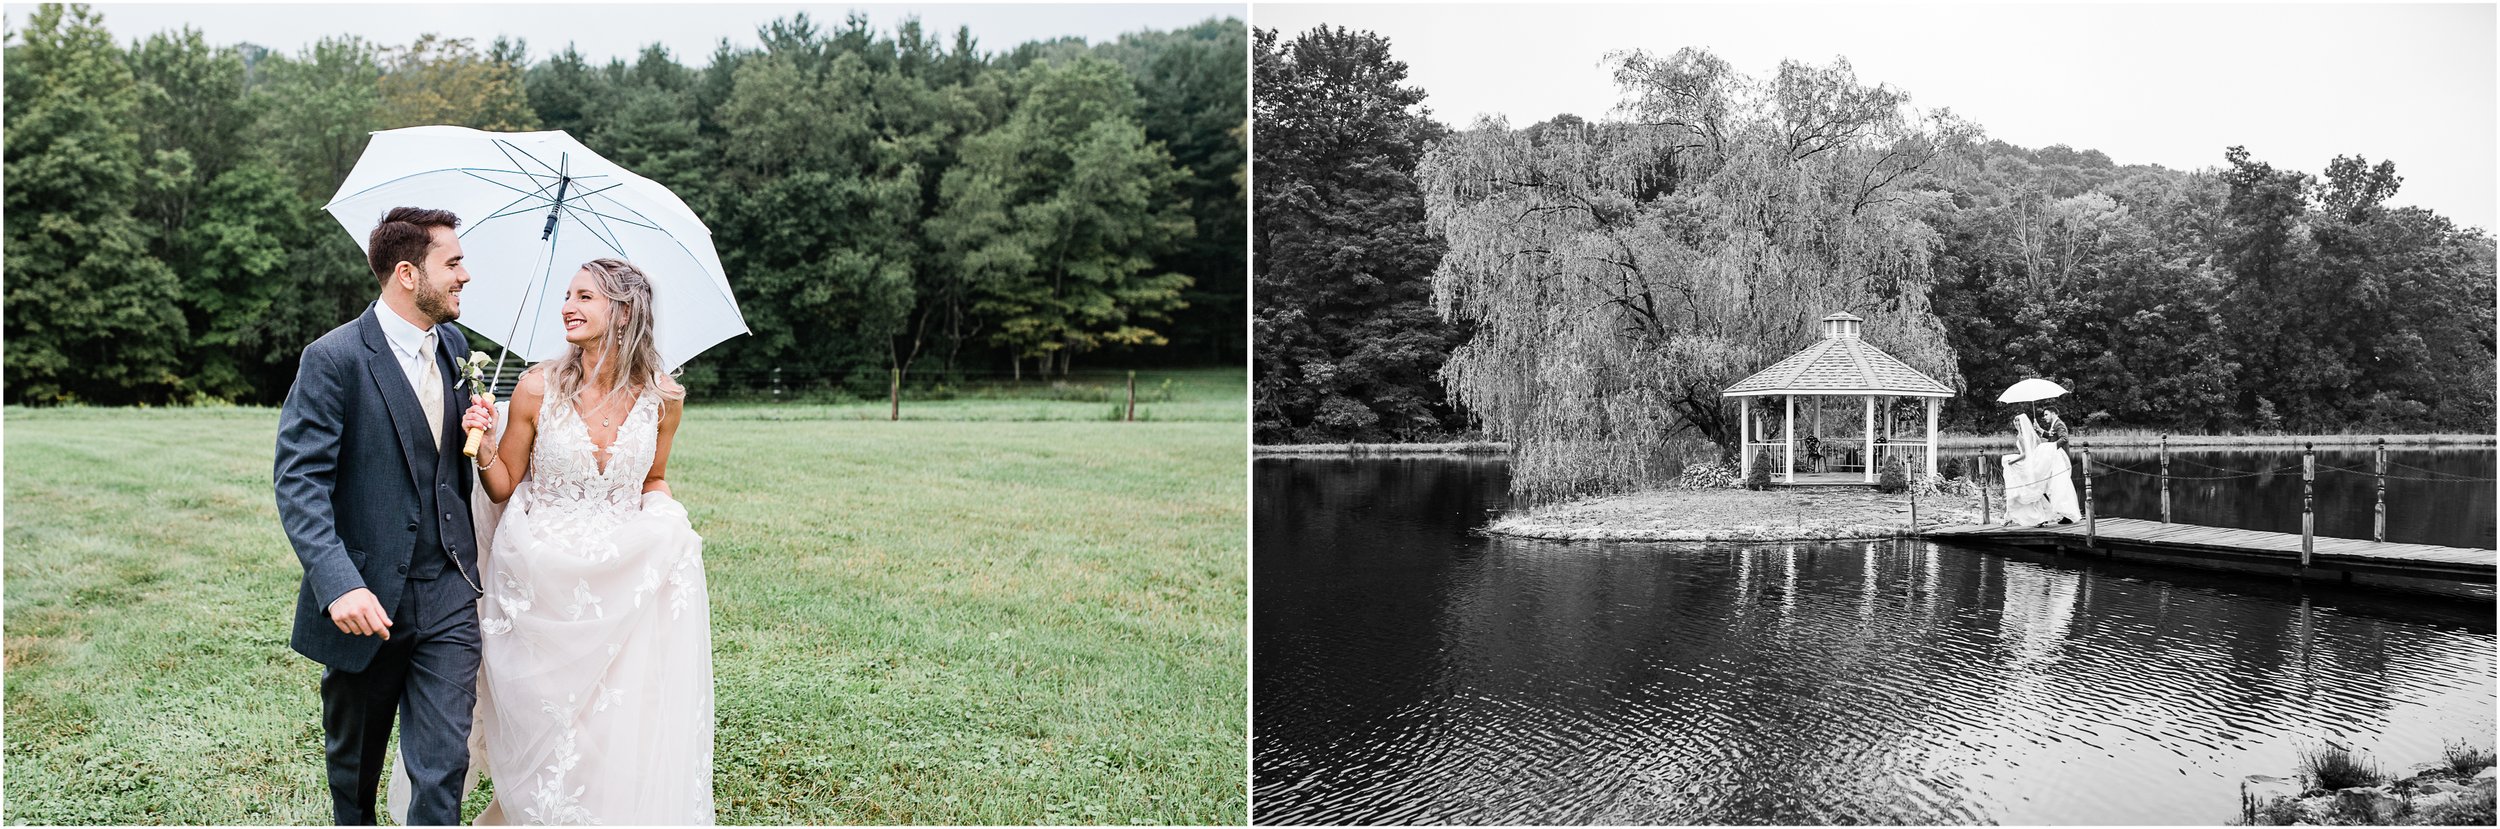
[581,384,634,429]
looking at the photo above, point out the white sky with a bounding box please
[3,3,1242,66]
[1251,3,2498,233]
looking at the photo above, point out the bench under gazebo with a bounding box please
[1722,312,1955,485]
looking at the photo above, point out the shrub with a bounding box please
[2298,743,2384,791]
[1940,456,1964,480]
[2239,791,2303,826]
[1673,460,1741,490]
[2443,739,2496,778]
[1874,458,1909,494]
[1910,473,1979,499]
[1744,451,1774,491]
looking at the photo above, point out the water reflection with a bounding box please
[1254,458,2497,825]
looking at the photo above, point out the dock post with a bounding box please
[2082,443,2095,548]
[2374,438,2387,543]
[1908,474,1918,535]
[2159,433,2171,524]
[2301,443,2315,567]
[1977,453,1990,525]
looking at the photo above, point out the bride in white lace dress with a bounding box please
[455,257,714,824]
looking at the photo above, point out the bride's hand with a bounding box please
[461,395,497,433]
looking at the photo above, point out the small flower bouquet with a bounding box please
[460,351,495,457]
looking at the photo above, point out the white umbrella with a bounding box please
[1997,378,2069,404]
[324,125,747,374]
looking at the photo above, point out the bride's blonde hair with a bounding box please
[534,258,686,408]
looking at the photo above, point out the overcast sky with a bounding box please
[1253,3,2497,232]
[3,3,1241,66]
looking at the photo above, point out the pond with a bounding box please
[1252,453,2496,825]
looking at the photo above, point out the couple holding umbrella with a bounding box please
[1998,378,2082,527]
[276,125,746,825]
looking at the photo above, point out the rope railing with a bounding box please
[2090,464,2308,481]
[2312,462,2496,483]
[1942,436,2492,555]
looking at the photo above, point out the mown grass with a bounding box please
[2,398,1247,824]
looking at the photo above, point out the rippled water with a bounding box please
[1253,457,2496,825]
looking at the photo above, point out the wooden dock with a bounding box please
[1923,517,2496,598]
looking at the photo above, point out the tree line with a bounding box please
[5,4,1245,405]
[1252,25,2495,497]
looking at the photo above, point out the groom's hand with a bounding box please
[328,588,393,640]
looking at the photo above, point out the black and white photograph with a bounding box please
[1252,3,2497,825]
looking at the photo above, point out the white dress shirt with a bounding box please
[374,301,444,438]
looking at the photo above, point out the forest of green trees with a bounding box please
[1253,25,2496,461]
[5,4,1245,405]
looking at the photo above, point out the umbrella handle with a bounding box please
[463,428,486,458]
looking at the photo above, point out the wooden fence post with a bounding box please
[2374,438,2387,543]
[2301,443,2315,567]
[2082,443,2096,548]
[2159,433,2171,525]
[889,368,900,421]
[1126,371,1137,422]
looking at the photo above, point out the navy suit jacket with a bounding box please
[274,305,481,672]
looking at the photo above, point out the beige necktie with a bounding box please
[417,331,445,446]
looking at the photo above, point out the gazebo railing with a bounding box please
[1875,442,1932,478]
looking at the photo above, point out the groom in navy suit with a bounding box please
[274,207,486,825]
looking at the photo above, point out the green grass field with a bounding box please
[2,373,1247,824]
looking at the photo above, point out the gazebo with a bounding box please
[1721,313,1955,485]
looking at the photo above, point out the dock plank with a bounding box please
[1920,515,2496,576]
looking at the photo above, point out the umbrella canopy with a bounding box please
[325,126,745,372]
[1997,378,2069,404]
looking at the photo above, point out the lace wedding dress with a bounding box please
[2000,413,2083,528]
[473,386,714,824]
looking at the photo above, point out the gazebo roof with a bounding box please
[1721,313,1955,398]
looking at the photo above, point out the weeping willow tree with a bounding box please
[1420,48,1978,503]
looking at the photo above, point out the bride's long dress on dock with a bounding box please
[2001,413,2083,527]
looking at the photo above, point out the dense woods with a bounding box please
[1252,26,2496,492]
[1249,26,1464,444]
[4,4,1246,404]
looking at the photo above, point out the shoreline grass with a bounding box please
[1252,441,1506,456]
[1486,486,1986,542]
[2,403,1247,824]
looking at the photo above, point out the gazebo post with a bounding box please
[1862,395,1875,484]
[1783,394,1796,484]
[1811,398,1823,474]
[1924,397,1939,476]
[1739,396,1752,479]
